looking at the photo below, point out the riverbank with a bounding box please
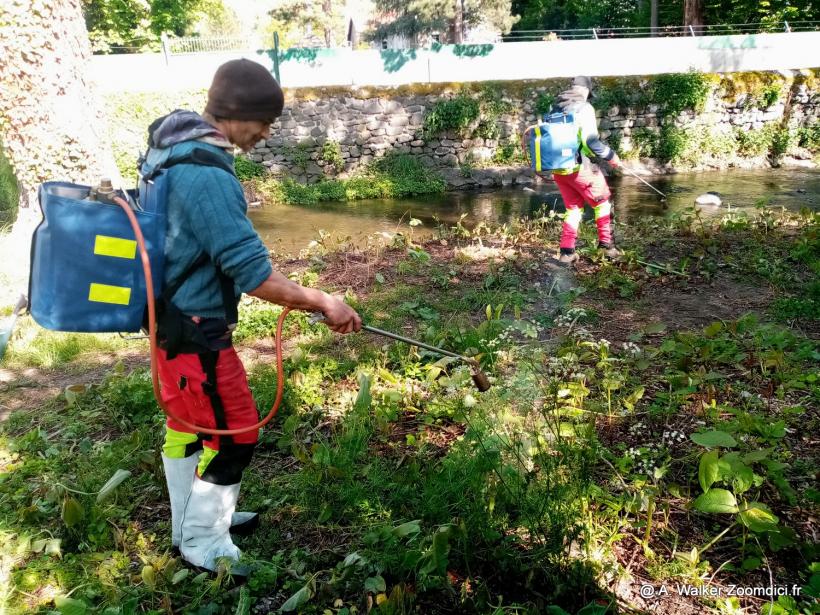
[102,70,820,194]
[1,204,817,614]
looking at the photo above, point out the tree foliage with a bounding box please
[82,0,228,53]
[511,0,819,32]
[369,0,519,44]
[267,0,346,48]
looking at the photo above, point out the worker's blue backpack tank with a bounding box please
[528,112,580,172]
[29,179,167,333]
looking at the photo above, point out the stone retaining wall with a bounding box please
[247,74,819,189]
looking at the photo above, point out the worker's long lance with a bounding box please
[621,166,667,200]
[310,314,491,392]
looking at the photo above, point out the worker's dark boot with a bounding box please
[558,250,579,266]
[598,244,622,260]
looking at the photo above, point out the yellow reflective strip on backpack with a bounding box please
[88,283,132,306]
[94,235,137,259]
[534,125,542,172]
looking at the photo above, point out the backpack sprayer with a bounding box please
[27,178,489,437]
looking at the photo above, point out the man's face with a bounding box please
[227,119,275,152]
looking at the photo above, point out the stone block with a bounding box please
[363,99,383,114]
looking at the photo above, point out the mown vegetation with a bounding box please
[1,201,818,614]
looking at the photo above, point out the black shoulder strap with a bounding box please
[142,147,236,182]
[162,254,238,325]
[162,253,209,304]
[164,147,236,176]
[147,146,239,324]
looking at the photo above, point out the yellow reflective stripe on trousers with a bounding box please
[593,201,612,220]
[197,448,219,476]
[163,427,199,459]
[534,125,542,172]
[564,207,583,228]
[88,283,131,305]
[94,235,137,259]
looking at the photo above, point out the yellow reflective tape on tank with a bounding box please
[88,283,132,306]
[533,125,542,171]
[94,235,137,260]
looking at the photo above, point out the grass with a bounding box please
[252,153,446,206]
[0,206,818,614]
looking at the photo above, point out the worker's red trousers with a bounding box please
[157,347,258,485]
[553,166,614,249]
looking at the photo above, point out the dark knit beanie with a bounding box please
[205,59,284,121]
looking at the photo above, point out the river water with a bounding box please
[248,168,819,254]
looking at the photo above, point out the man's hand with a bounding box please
[318,294,361,334]
[248,271,361,334]
[608,154,621,169]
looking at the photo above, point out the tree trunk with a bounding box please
[650,0,658,36]
[684,0,704,27]
[323,0,334,47]
[0,0,119,225]
[452,0,464,44]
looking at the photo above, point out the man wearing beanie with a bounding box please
[140,59,361,575]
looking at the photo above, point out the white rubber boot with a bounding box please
[163,452,259,549]
[179,476,242,571]
[162,452,199,549]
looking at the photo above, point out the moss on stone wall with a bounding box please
[280,69,818,106]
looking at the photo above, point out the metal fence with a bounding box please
[159,21,820,58]
[164,34,266,54]
[502,21,820,42]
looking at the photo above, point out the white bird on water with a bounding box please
[695,192,722,206]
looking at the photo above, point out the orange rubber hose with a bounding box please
[114,196,286,436]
